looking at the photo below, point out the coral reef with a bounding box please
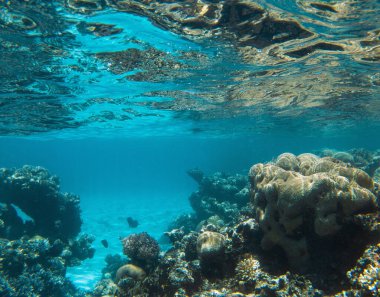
[0,165,95,296]
[0,165,82,240]
[0,236,90,297]
[94,151,380,297]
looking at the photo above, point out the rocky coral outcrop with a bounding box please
[0,165,95,296]
[249,153,378,269]
[0,165,82,240]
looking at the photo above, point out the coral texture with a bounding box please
[0,237,89,297]
[121,232,160,268]
[249,153,378,268]
[0,165,94,296]
[197,231,226,261]
[115,264,146,282]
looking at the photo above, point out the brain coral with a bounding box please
[196,231,226,261]
[249,153,378,269]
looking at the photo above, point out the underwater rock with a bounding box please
[121,232,160,269]
[0,165,82,240]
[249,153,378,269]
[115,264,146,282]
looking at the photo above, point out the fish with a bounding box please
[127,217,139,228]
[101,239,109,248]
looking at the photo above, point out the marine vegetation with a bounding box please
[0,165,95,296]
[93,150,380,297]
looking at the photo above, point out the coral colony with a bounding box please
[1,149,380,296]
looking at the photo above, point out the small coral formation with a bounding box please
[197,231,226,261]
[0,165,94,296]
[121,232,160,269]
[197,231,226,275]
[94,150,380,297]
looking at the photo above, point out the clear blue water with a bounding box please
[0,0,379,292]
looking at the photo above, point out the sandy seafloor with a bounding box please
[67,194,191,291]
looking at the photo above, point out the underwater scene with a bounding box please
[0,0,380,296]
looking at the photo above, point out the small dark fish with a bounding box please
[101,239,109,248]
[127,217,139,228]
